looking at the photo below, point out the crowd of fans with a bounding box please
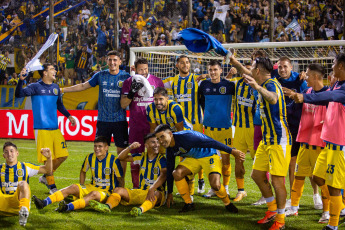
[0,0,343,85]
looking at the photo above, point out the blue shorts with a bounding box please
[97,44,107,58]
[96,121,129,148]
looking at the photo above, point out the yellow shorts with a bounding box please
[324,144,345,189]
[0,190,20,216]
[120,188,165,207]
[295,144,323,177]
[253,142,291,176]
[179,155,222,176]
[313,148,328,180]
[34,129,69,163]
[75,184,110,203]
[204,126,232,155]
[193,123,204,133]
[233,126,255,158]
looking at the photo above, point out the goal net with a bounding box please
[130,40,345,83]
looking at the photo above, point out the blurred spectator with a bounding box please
[0,50,11,85]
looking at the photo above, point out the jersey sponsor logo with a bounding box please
[219,86,226,94]
[2,181,18,188]
[53,88,58,95]
[153,167,160,175]
[186,82,193,89]
[104,167,111,175]
[16,169,24,177]
[117,80,124,88]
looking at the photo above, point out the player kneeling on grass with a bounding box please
[0,142,52,226]
[154,124,246,213]
[89,133,167,216]
[32,136,124,212]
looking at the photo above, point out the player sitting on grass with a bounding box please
[0,142,52,227]
[32,136,123,212]
[89,133,167,216]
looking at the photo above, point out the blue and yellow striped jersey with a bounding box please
[146,100,192,132]
[132,152,167,191]
[258,78,292,145]
[163,73,203,125]
[81,152,123,192]
[0,162,40,195]
[0,54,10,71]
[233,78,256,128]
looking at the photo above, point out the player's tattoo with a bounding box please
[257,86,278,104]
[263,179,273,192]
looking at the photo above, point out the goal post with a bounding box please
[130,40,345,81]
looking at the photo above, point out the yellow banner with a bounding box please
[61,86,99,110]
[0,86,27,109]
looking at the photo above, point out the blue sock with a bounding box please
[43,197,52,207]
[67,203,74,211]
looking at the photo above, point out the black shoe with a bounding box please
[32,195,45,209]
[322,226,333,230]
[179,203,195,213]
[64,195,74,203]
[225,202,238,213]
[56,200,68,212]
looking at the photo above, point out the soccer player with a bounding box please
[198,60,236,197]
[291,53,345,230]
[15,64,76,194]
[241,57,292,230]
[120,58,164,189]
[229,61,256,201]
[89,133,166,216]
[154,124,245,213]
[61,50,130,180]
[32,136,123,213]
[272,57,317,208]
[1,142,52,226]
[163,55,205,193]
[282,63,330,223]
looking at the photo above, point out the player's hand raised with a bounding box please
[40,148,52,159]
[231,149,245,161]
[129,142,141,151]
[19,68,28,80]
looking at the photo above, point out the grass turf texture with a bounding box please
[0,139,331,230]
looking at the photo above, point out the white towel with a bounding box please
[132,74,153,98]
[25,33,58,72]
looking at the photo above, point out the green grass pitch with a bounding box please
[0,139,331,229]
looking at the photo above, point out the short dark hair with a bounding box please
[308,63,325,78]
[251,50,266,61]
[254,57,273,74]
[153,87,168,97]
[279,56,291,64]
[335,53,345,66]
[134,58,148,69]
[107,50,120,57]
[208,60,221,68]
[154,124,172,134]
[94,136,109,146]
[3,142,17,152]
[38,63,53,78]
[177,55,189,63]
[144,133,157,143]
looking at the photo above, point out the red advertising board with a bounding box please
[0,110,129,141]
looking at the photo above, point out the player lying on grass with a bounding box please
[89,133,167,216]
[154,124,246,213]
[0,142,52,227]
[32,136,124,212]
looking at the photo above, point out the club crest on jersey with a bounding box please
[153,167,160,175]
[219,86,226,94]
[16,169,24,177]
[117,80,124,88]
[104,168,111,175]
[166,117,174,124]
[53,88,58,95]
[186,82,193,89]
